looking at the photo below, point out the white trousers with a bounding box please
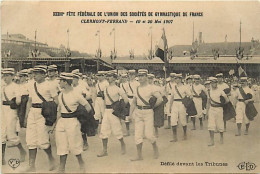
[56,117,83,156]
[1,105,20,146]
[171,101,187,126]
[134,109,156,144]
[208,106,224,132]
[235,102,250,124]
[94,97,105,120]
[26,108,50,149]
[192,97,203,118]
[99,109,123,139]
[164,95,171,116]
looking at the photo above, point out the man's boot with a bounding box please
[183,126,187,140]
[82,133,89,151]
[17,143,26,162]
[76,154,85,173]
[165,116,171,129]
[23,148,37,172]
[170,126,178,142]
[235,123,242,136]
[58,155,67,173]
[191,117,196,130]
[119,138,126,155]
[97,138,108,157]
[131,143,143,161]
[245,123,250,135]
[199,118,203,130]
[208,131,214,146]
[152,142,159,159]
[220,132,224,144]
[2,144,6,165]
[44,145,56,171]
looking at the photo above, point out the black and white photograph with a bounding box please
[1,1,260,173]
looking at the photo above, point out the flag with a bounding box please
[155,28,167,62]
[238,66,247,77]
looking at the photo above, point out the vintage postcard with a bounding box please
[1,1,260,173]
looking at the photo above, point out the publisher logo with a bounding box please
[237,162,256,171]
[8,159,20,170]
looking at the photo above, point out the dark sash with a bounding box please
[208,90,222,107]
[174,85,183,99]
[137,87,150,106]
[128,82,134,94]
[3,87,9,102]
[34,82,57,126]
[169,83,172,89]
[34,82,46,102]
[106,87,127,120]
[192,85,200,97]
[61,93,72,112]
[121,83,127,94]
[3,87,18,109]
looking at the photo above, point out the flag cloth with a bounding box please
[155,30,167,62]
[155,35,164,61]
[238,66,247,77]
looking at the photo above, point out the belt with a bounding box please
[2,101,10,105]
[193,95,201,98]
[137,105,152,110]
[32,103,42,108]
[210,104,222,108]
[128,96,133,99]
[174,99,182,102]
[61,113,77,118]
[238,99,245,102]
[106,105,113,109]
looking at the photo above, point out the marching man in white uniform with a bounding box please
[169,74,192,142]
[206,77,229,146]
[1,68,26,165]
[130,69,162,161]
[165,73,176,129]
[234,77,255,136]
[216,73,230,132]
[72,71,92,151]
[97,71,129,157]
[56,73,92,173]
[120,73,131,136]
[94,71,108,124]
[47,65,60,94]
[24,65,57,172]
[191,75,207,130]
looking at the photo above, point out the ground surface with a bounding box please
[1,102,260,173]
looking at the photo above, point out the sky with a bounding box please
[2,1,260,57]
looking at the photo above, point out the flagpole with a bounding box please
[67,29,70,50]
[151,28,152,57]
[34,30,37,51]
[99,31,100,52]
[163,28,167,79]
[192,21,194,43]
[114,29,116,53]
[239,20,241,48]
